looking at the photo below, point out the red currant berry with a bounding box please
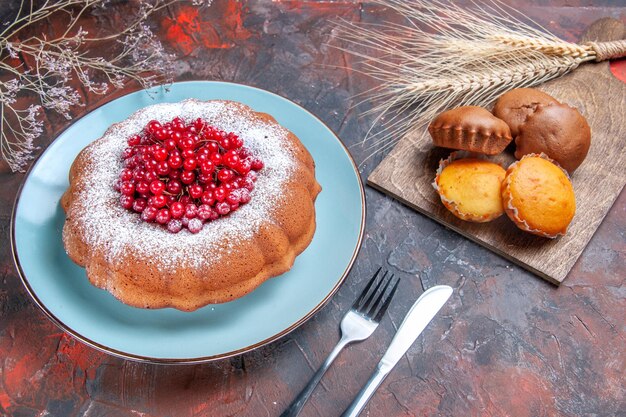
[120,181,135,196]
[193,118,204,130]
[155,128,168,141]
[207,142,219,154]
[166,179,182,194]
[201,190,215,205]
[169,169,181,180]
[146,120,162,136]
[214,187,227,202]
[239,189,251,204]
[216,202,230,215]
[242,178,255,191]
[172,118,186,132]
[220,137,231,150]
[132,169,145,181]
[144,170,158,183]
[226,191,240,205]
[153,146,168,162]
[168,155,183,169]
[180,170,196,184]
[217,169,234,183]
[183,158,197,171]
[135,181,149,195]
[151,194,167,208]
[164,139,177,150]
[198,204,213,220]
[230,135,243,148]
[133,197,147,212]
[180,137,195,150]
[181,148,195,159]
[170,202,185,219]
[200,161,215,174]
[122,147,135,159]
[167,219,183,233]
[239,147,252,159]
[120,168,133,181]
[127,134,141,146]
[236,159,251,175]
[224,152,240,168]
[142,206,158,222]
[120,195,134,209]
[185,204,198,218]
[197,173,211,184]
[149,180,165,195]
[251,158,264,171]
[156,209,171,224]
[210,152,222,166]
[188,184,204,199]
[188,218,203,234]
[156,161,169,176]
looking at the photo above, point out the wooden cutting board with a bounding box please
[368,18,626,285]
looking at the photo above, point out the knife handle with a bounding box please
[340,365,389,417]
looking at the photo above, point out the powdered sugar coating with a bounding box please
[66,99,296,271]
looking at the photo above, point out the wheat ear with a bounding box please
[331,0,626,163]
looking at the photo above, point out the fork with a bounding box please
[279,268,400,417]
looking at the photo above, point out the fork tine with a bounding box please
[363,274,393,317]
[372,276,400,322]
[358,270,390,313]
[351,267,382,310]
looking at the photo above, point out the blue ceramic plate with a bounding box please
[11,81,365,363]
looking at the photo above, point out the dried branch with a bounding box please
[0,0,212,172]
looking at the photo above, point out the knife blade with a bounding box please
[340,285,453,417]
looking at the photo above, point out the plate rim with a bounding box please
[10,80,366,364]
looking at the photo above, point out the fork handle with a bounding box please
[279,336,350,417]
[339,365,388,417]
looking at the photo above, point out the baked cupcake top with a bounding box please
[515,103,591,173]
[428,106,512,155]
[502,154,575,238]
[492,88,559,136]
[433,152,506,222]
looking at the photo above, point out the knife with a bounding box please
[340,285,453,417]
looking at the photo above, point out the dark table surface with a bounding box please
[1,1,625,416]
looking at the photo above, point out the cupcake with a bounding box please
[433,152,506,222]
[492,88,559,136]
[502,154,576,238]
[428,106,512,155]
[514,102,591,173]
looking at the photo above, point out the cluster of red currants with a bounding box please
[115,117,264,233]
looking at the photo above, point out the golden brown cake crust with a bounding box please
[433,153,506,222]
[428,106,512,155]
[62,99,321,311]
[501,154,575,238]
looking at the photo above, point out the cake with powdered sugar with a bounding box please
[61,99,321,311]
